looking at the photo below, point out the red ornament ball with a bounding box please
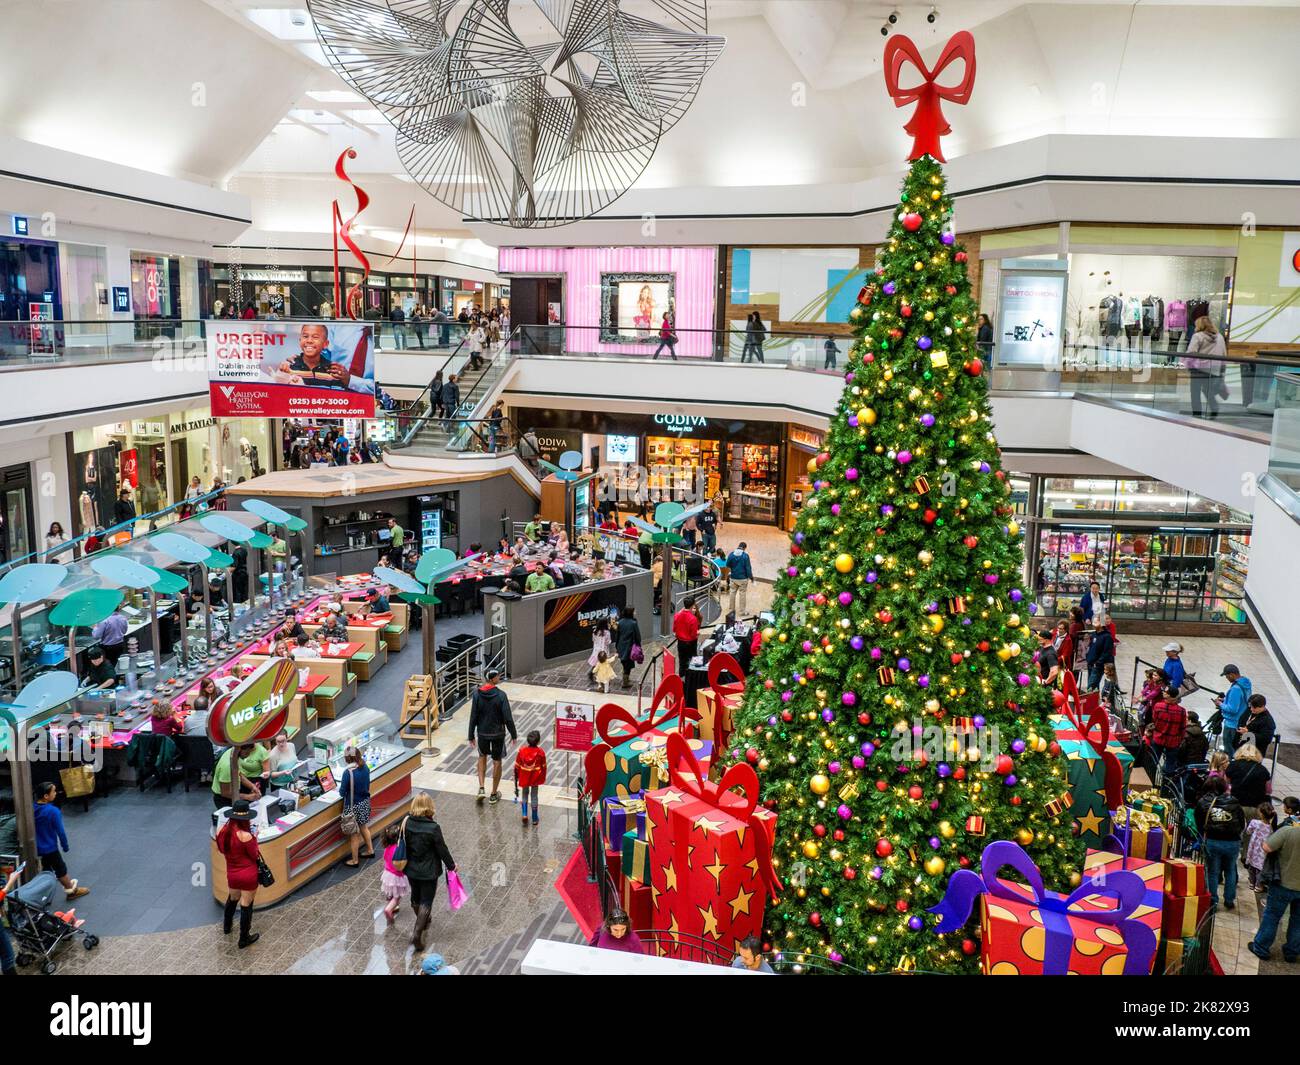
[844,867,857,880]
[954,251,968,263]
[875,779,888,792]
[781,709,793,723]
[900,304,913,318]
[963,534,979,549]
[950,653,963,665]
[1011,795,1023,806]
[1051,689,1066,708]
[746,747,760,764]
[813,823,827,837]
[895,898,909,913]
[857,711,872,726]
[961,938,978,956]
[966,358,983,375]
[815,452,830,467]
[908,784,923,800]
[809,911,822,927]
[833,828,845,841]
[958,855,972,868]
[995,755,1015,776]
[902,212,923,231]
[977,640,990,652]
[875,838,893,858]
[922,508,938,524]
[945,285,957,295]
[953,767,967,781]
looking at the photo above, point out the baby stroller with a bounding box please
[6,871,98,974]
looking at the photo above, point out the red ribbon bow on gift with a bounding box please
[1059,671,1124,811]
[883,31,976,162]
[665,732,782,899]
[583,675,694,799]
[706,652,745,750]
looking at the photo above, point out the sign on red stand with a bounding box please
[554,701,596,753]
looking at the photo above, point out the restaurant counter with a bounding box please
[209,744,419,909]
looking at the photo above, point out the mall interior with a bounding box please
[1,0,1299,982]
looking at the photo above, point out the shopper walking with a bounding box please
[44,522,69,562]
[341,746,375,867]
[652,311,677,360]
[403,792,456,951]
[514,729,547,826]
[34,783,89,900]
[1195,777,1244,911]
[698,505,718,552]
[467,669,517,804]
[977,313,994,360]
[615,605,642,689]
[1249,810,1300,962]
[1161,642,1187,694]
[823,336,838,370]
[389,301,408,350]
[1084,614,1115,691]
[1183,316,1227,418]
[380,822,410,924]
[673,597,702,667]
[725,542,753,617]
[1214,664,1252,752]
[215,799,262,948]
[440,374,460,428]
[1148,683,1188,777]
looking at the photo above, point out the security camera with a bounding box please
[880,23,890,35]
[888,10,899,23]
[927,7,938,22]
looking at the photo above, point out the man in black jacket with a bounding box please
[467,670,516,804]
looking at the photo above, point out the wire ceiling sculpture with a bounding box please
[307,0,725,229]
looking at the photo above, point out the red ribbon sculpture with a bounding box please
[883,30,976,162]
[664,731,782,899]
[583,674,695,799]
[706,652,745,750]
[1058,670,1124,811]
[331,148,371,320]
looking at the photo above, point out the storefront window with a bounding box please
[131,251,180,321]
[0,238,60,322]
[58,243,109,322]
[1064,252,1234,361]
[1028,474,1250,625]
[726,443,779,523]
[0,465,34,565]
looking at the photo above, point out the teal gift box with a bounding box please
[592,728,713,800]
[622,828,652,885]
[1050,713,1134,849]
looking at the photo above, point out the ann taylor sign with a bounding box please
[651,414,708,435]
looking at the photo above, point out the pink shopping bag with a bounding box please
[446,869,469,911]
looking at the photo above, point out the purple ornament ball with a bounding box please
[1005,775,1018,787]
[828,761,841,774]
[830,503,841,516]
[979,462,991,473]
[781,690,793,703]
[837,804,851,820]
[849,635,865,651]
[920,413,936,428]
[870,865,883,880]
[794,532,804,544]
[985,573,999,584]
[866,571,878,583]
[1011,739,1026,754]
[883,281,896,295]
[852,755,866,769]
[1009,589,1023,602]
[917,674,930,688]
[937,763,951,777]
[898,657,911,671]
[841,691,857,706]
[869,646,882,660]
[821,708,834,723]
[941,231,955,245]
[787,566,798,577]
[1028,603,1039,615]
[848,415,859,428]
[973,715,986,728]
[1016,673,1031,686]
[929,836,941,849]
[861,742,876,758]
[908,916,924,931]
[897,450,913,465]
[917,336,932,351]
[844,467,859,481]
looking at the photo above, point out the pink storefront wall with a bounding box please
[498,246,718,358]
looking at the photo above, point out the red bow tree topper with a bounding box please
[884,30,976,162]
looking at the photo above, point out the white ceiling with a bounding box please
[5,0,1300,245]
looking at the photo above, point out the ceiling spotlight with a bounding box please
[880,22,890,35]
[888,10,899,23]
[290,10,308,27]
[927,7,938,22]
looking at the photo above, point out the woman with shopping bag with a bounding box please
[402,792,458,950]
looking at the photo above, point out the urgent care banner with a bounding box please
[207,321,375,418]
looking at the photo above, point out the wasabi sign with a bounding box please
[208,659,299,746]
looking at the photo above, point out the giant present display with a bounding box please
[622,829,652,885]
[622,877,654,932]
[583,676,710,801]
[696,652,746,746]
[1082,847,1165,962]
[930,840,1159,975]
[644,733,780,954]
[1162,890,1213,939]
[601,795,647,850]
[1051,673,1132,847]
[1164,858,1207,897]
[1107,805,1170,861]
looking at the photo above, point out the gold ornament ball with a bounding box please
[761,626,777,643]
[927,614,944,633]
[939,820,956,839]
[1008,642,1021,657]
[1016,828,1034,847]
[778,633,788,643]
[924,856,946,876]
[803,840,821,859]
[834,553,855,574]
[1007,613,1021,628]
[1069,871,1083,888]
[917,549,933,564]
[1008,521,1020,537]
[810,773,831,795]
[858,407,878,426]
[807,458,819,475]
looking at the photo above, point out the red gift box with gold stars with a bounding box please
[644,734,781,955]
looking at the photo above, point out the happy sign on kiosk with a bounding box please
[208,659,300,747]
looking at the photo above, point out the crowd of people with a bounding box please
[282,422,381,469]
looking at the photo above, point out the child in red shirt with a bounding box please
[515,730,547,827]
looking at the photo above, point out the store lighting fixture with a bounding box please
[927,7,938,23]
[1044,492,1202,506]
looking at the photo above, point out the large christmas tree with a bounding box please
[732,154,1084,973]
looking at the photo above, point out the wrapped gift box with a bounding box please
[697,688,742,746]
[1050,713,1133,849]
[929,840,1160,976]
[592,726,713,801]
[622,877,654,932]
[1127,788,1171,822]
[1162,891,1213,939]
[622,829,652,885]
[644,734,779,954]
[601,795,646,850]
[1110,805,1170,861]
[605,846,624,893]
[1164,858,1207,897]
[585,683,705,802]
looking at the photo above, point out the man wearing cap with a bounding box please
[466,669,517,804]
[319,605,349,642]
[82,646,117,690]
[1214,664,1252,753]
[1161,642,1186,694]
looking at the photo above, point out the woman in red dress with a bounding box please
[216,800,262,948]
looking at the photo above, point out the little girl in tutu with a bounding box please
[380,823,409,924]
[593,650,616,693]
[588,617,612,687]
